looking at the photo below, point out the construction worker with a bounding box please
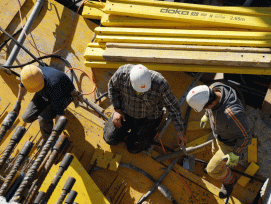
[186,82,252,199]
[13,65,75,140]
[103,64,185,154]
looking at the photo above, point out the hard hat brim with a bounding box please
[24,80,44,93]
[131,82,151,93]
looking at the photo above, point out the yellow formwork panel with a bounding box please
[237,162,260,187]
[85,60,271,75]
[103,0,271,31]
[95,35,271,47]
[84,47,105,61]
[39,154,110,204]
[101,13,226,29]
[107,0,271,17]
[82,5,104,20]
[187,121,211,131]
[248,138,257,163]
[84,1,105,8]
[0,0,27,36]
[95,26,271,40]
[87,42,106,49]
[185,133,211,154]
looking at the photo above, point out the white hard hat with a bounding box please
[186,85,210,112]
[130,64,151,92]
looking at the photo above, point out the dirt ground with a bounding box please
[239,106,271,179]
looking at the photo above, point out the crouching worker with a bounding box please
[186,82,252,199]
[13,65,75,140]
[103,64,185,154]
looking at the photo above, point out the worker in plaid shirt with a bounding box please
[103,64,185,154]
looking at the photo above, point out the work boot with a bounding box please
[219,176,237,199]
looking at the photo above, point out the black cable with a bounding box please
[0,28,23,50]
[0,26,45,67]
[96,92,108,102]
[1,55,72,69]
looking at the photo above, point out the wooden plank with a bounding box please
[104,0,271,31]
[248,138,257,163]
[261,83,271,118]
[0,0,27,36]
[96,35,271,47]
[84,61,271,75]
[106,43,271,53]
[95,27,271,40]
[237,162,260,187]
[102,47,271,68]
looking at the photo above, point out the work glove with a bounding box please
[13,101,21,114]
[222,152,239,168]
[200,115,209,128]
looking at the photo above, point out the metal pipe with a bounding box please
[40,153,74,204]
[56,177,76,204]
[64,190,78,204]
[155,140,212,162]
[25,135,69,204]
[10,116,68,202]
[33,191,45,204]
[0,126,26,170]
[0,141,33,196]
[83,98,108,120]
[0,111,18,143]
[4,0,45,67]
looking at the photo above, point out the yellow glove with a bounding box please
[222,152,239,168]
[200,115,209,128]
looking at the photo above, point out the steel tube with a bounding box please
[4,0,45,66]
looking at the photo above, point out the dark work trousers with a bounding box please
[22,93,73,139]
[103,112,163,154]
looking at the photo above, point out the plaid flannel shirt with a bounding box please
[108,64,184,132]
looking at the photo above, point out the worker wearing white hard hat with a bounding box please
[103,64,185,154]
[186,82,252,199]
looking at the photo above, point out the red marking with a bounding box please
[139,67,142,69]
[141,85,145,88]
[192,91,195,93]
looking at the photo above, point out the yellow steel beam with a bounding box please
[95,27,271,40]
[84,61,271,75]
[103,0,271,31]
[84,47,105,61]
[84,1,105,8]
[82,5,104,20]
[100,13,226,29]
[107,0,271,17]
[95,35,271,47]
[102,47,271,68]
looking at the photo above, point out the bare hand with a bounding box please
[112,110,125,128]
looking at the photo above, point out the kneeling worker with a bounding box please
[103,64,185,154]
[13,65,75,139]
[186,82,252,199]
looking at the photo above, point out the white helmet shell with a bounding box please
[130,64,151,93]
[186,85,210,112]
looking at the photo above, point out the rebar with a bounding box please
[56,177,76,204]
[0,126,26,170]
[64,190,77,204]
[0,111,18,143]
[0,141,33,196]
[40,153,74,204]
[10,116,68,202]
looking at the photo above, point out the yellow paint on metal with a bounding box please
[185,133,211,155]
[104,0,271,31]
[237,162,260,187]
[107,0,271,17]
[187,121,210,131]
[95,26,271,40]
[87,42,106,48]
[90,149,122,171]
[95,34,271,47]
[85,60,271,75]
[82,5,104,20]
[84,47,105,61]
[39,154,110,204]
[84,1,105,8]
[0,0,27,36]
[248,138,257,163]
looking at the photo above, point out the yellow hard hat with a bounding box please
[21,65,44,93]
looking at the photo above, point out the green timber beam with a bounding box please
[103,0,271,31]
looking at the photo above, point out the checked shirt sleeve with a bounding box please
[161,81,184,132]
[108,67,123,110]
